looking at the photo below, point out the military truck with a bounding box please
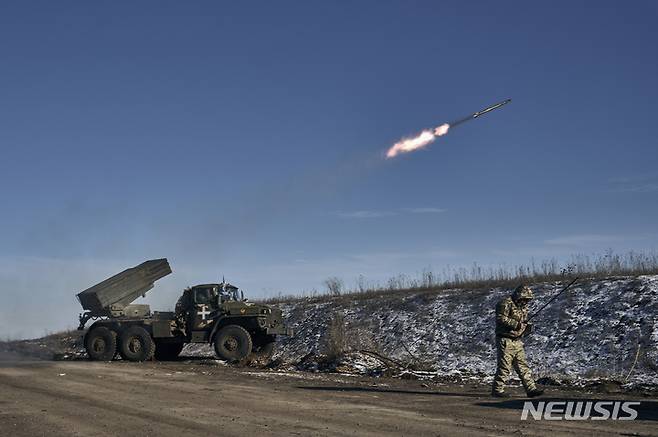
[77,259,292,362]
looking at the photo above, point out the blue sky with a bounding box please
[1,1,657,338]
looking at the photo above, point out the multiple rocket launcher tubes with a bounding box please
[385,99,512,159]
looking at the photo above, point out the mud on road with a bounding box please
[0,359,656,437]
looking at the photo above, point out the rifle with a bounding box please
[522,277,579,336]
[528,277,579,321]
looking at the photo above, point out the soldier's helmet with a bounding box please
[513,285,534,301]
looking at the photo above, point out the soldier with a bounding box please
[491,285,544,398]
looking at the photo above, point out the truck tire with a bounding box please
[213,325,253,362]
[154,342,184,361]
[85,327,117,361]
[119,326,155,362]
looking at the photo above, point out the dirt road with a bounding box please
[0,359,655,437]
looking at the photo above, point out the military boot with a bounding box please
[527,388,544,398]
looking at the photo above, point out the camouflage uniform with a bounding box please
[492,288,538,395]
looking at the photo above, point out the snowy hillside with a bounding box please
[272,276,658,387]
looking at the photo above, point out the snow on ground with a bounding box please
[270,276,658,388]
[5,276,654,390]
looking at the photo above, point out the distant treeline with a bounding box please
[260,250,658,304]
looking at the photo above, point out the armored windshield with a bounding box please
[194,287,214,305]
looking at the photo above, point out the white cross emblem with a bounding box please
[197,305,211,320]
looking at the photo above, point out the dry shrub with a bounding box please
[262,250,658,305]
[324,277,344,296]
[324,312,346,360]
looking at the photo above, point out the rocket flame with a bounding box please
[386,123,450,159]
[434,123,450,136]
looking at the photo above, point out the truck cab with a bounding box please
[175,282,291,361]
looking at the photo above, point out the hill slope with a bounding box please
[274,276,658,387]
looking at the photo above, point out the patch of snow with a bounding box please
[275,276,658,389]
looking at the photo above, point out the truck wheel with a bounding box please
[85,327,117,361]
[213,325,252,362]
[119,326,155,362]
[154,342,184,361]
